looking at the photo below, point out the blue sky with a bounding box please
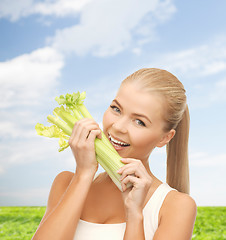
[0,0,226,206]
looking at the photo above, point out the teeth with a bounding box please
[108,133,130,146]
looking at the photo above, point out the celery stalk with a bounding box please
[78,104,93,119]
[53,107,78,129]
[47,115,72,136]
[36,91,131,192]
[72,109,83,120]
[96,155,122,190]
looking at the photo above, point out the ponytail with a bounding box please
[121,68,190,193]
[166,105,190,194]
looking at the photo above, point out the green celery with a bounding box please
[36,92,131,192]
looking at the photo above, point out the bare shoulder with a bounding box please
[39,171,74,225]
[155,191,197,239]
[160,190,197,222]
[47,171,75,208]
[165,190,196,211]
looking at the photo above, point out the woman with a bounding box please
[32,68,197,240]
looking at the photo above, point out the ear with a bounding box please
[156,129,176,148]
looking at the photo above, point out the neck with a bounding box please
[142,159,159,182]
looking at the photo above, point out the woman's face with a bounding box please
[103,82,169,162]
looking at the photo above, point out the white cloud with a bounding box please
[0,47,64,108]
[131,47,142,55]
[50,0,176,57]
[0,0,33,21]
[0,187,49,198]
[0,109,44,138]
[186,77,226,109]
[191,182,226,206]
[190,152,226,167]
[0,138,54,168]
[33,0,92,17]
[0,0,92,21]
[0,136,75,175]
[209,78,226,103]
[189,152,226,206]
[147,35,226,109]
[0,47,65,174]
[0,0,176,57]
[0,121,33,139]
[0,187,50,206]
[150,35,226,78]
[0,166,4,175]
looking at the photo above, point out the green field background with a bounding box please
[0,206,225,239]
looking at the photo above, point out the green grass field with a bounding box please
[0,206,225,239]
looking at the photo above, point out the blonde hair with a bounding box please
[122,68,190,194]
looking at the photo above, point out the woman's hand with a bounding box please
[69,118,102,175]
[117,158,153,217]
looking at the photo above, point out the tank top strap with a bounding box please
[143,183,177,239]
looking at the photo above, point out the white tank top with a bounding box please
[73,183,176,240]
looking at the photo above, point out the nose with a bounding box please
[112,117,128,134]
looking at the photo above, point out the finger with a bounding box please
[119,166,140,182]
[70,119,88,140]
[73,118,100,132]
[117,162,136,173]
[69,118,102,147]
[75,121,101,140]
[121,175,138,192]
[69,121,83,146]
[117,161,131,174]
[77,123,100,143]
[82,118,101,130]
[88,128,102,139]
[117,158,140,173]
[79,127,92,141]
[117,158,143,174]
[87,129,102,143]
[120,158,139,164]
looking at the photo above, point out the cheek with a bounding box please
[128,132,157,160]
[102,109,113,131]
[131,131,161,149]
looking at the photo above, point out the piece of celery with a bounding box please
[35,92,130,191]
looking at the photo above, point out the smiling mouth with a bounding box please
[108,133,130,148]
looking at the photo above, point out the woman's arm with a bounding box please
[32,118,102,240]
[123,209,145,240]
[32,169,95,240]
[123,191,196,240]
[119,158,196,240]
[118,158,152,240]
[153,192,197,240]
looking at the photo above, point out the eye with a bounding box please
[135,119,146,127]
[110,105,121,114]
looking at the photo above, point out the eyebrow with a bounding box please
[112,99,152,124]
